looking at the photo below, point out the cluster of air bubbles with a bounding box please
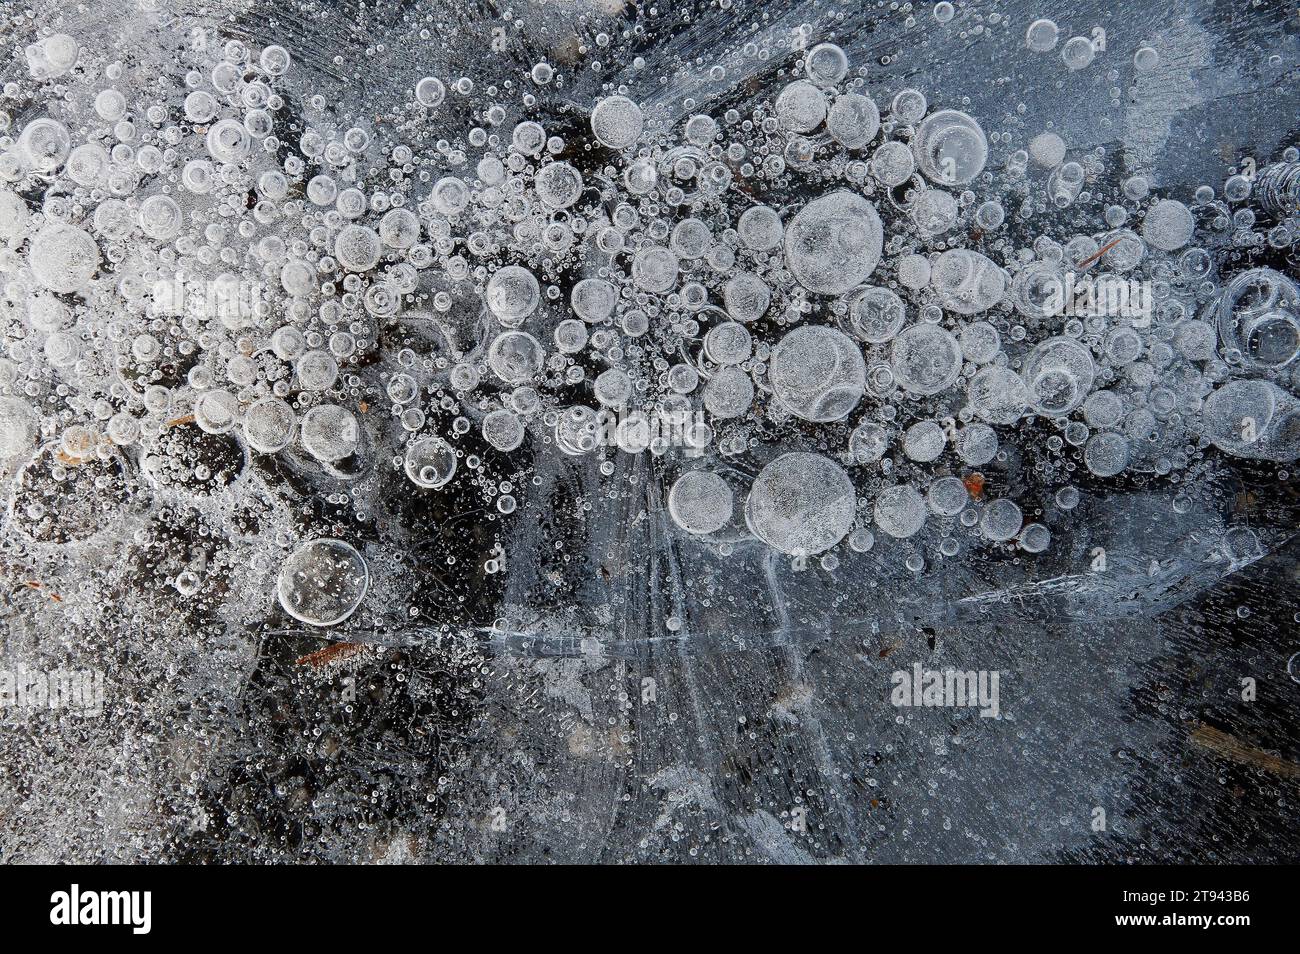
[2,16,1297,634]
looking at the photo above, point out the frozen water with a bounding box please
[0,0,1298,865]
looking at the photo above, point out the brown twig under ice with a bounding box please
[295,642,368,668]
[1075,237,1123,269]
[23,580,62,602]
[1189,724,1300,779]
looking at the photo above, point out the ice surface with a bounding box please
[0,0,1297,863]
